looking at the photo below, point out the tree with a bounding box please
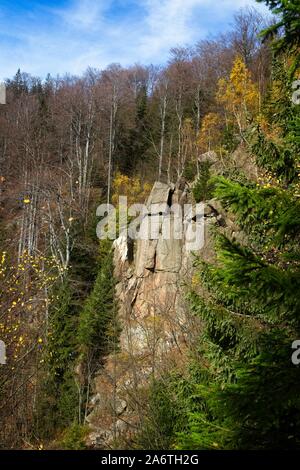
[257,0,300,74]
[126,84,151,174]
[177,23,300,451]
[253,56,300,183]
[178,173,300,449]
[217,56,260,139]
[0,4,281,448]
[157,71,169,181]
[197,112,222,153]
[230,7,265,66]
[112,172,151,206]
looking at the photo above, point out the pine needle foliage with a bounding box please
[176,7,300,448]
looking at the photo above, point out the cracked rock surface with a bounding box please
[86,180,231,448]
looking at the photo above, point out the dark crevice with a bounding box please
[167,187,174,207]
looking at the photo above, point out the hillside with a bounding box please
[0,0,300,451]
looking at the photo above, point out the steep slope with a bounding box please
[86,179,234,448]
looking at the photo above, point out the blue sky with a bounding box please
[0,0,269,80]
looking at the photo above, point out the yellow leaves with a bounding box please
[198,112,222,153]
[217,56,260,128]
[256,113,269,134]
[191,274,199,288]
[229,57,253,94]
[1,251,6,265]
[257,112,284,144]
[182,117,194,138]
[112,172,151,206]
[201,113,219,130]
[0,251,60,367]
[228,56,258,105]
[257,169,280,189]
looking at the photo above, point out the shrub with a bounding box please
[192,161,215,202]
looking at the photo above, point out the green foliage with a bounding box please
[23,3,300,450]
[58,424,88,450]
[211,175,300,245]
[177,327,300,450]
[35,236,118,442]
[257,0,300,75]
[252,129,296,182]
[219,331,300,449]
[192,161,215,202]
[183,161,198,181]
[177,168,300,449]
[135,376,190,450]
[221,123,239,153]
[251,58,300,183]
[78,239,119,361]
[35,282,79,439]
[176,32,300,449]
[264,58,294,127]
[117,85,151,174]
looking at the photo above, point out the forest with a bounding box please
[0,0,300,451]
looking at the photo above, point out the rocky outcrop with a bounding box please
[85,180,236,448]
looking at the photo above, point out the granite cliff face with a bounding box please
[85,177,234,448]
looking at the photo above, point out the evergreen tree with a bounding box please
[253,56,300,183]
[78,239,119,362]
[6,69,29,97]
[177,170,300,448]
[257,0,300,74]
[176,4,300,449]
[118,85,151,174]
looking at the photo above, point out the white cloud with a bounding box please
[137,0,205,58]
[128,0,269,62]
[54,0,111,30]
[0,0,270,80]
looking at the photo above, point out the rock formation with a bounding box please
[86,179,234,448]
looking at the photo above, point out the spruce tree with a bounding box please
[257,0,300,74]
[177,2,300,450]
